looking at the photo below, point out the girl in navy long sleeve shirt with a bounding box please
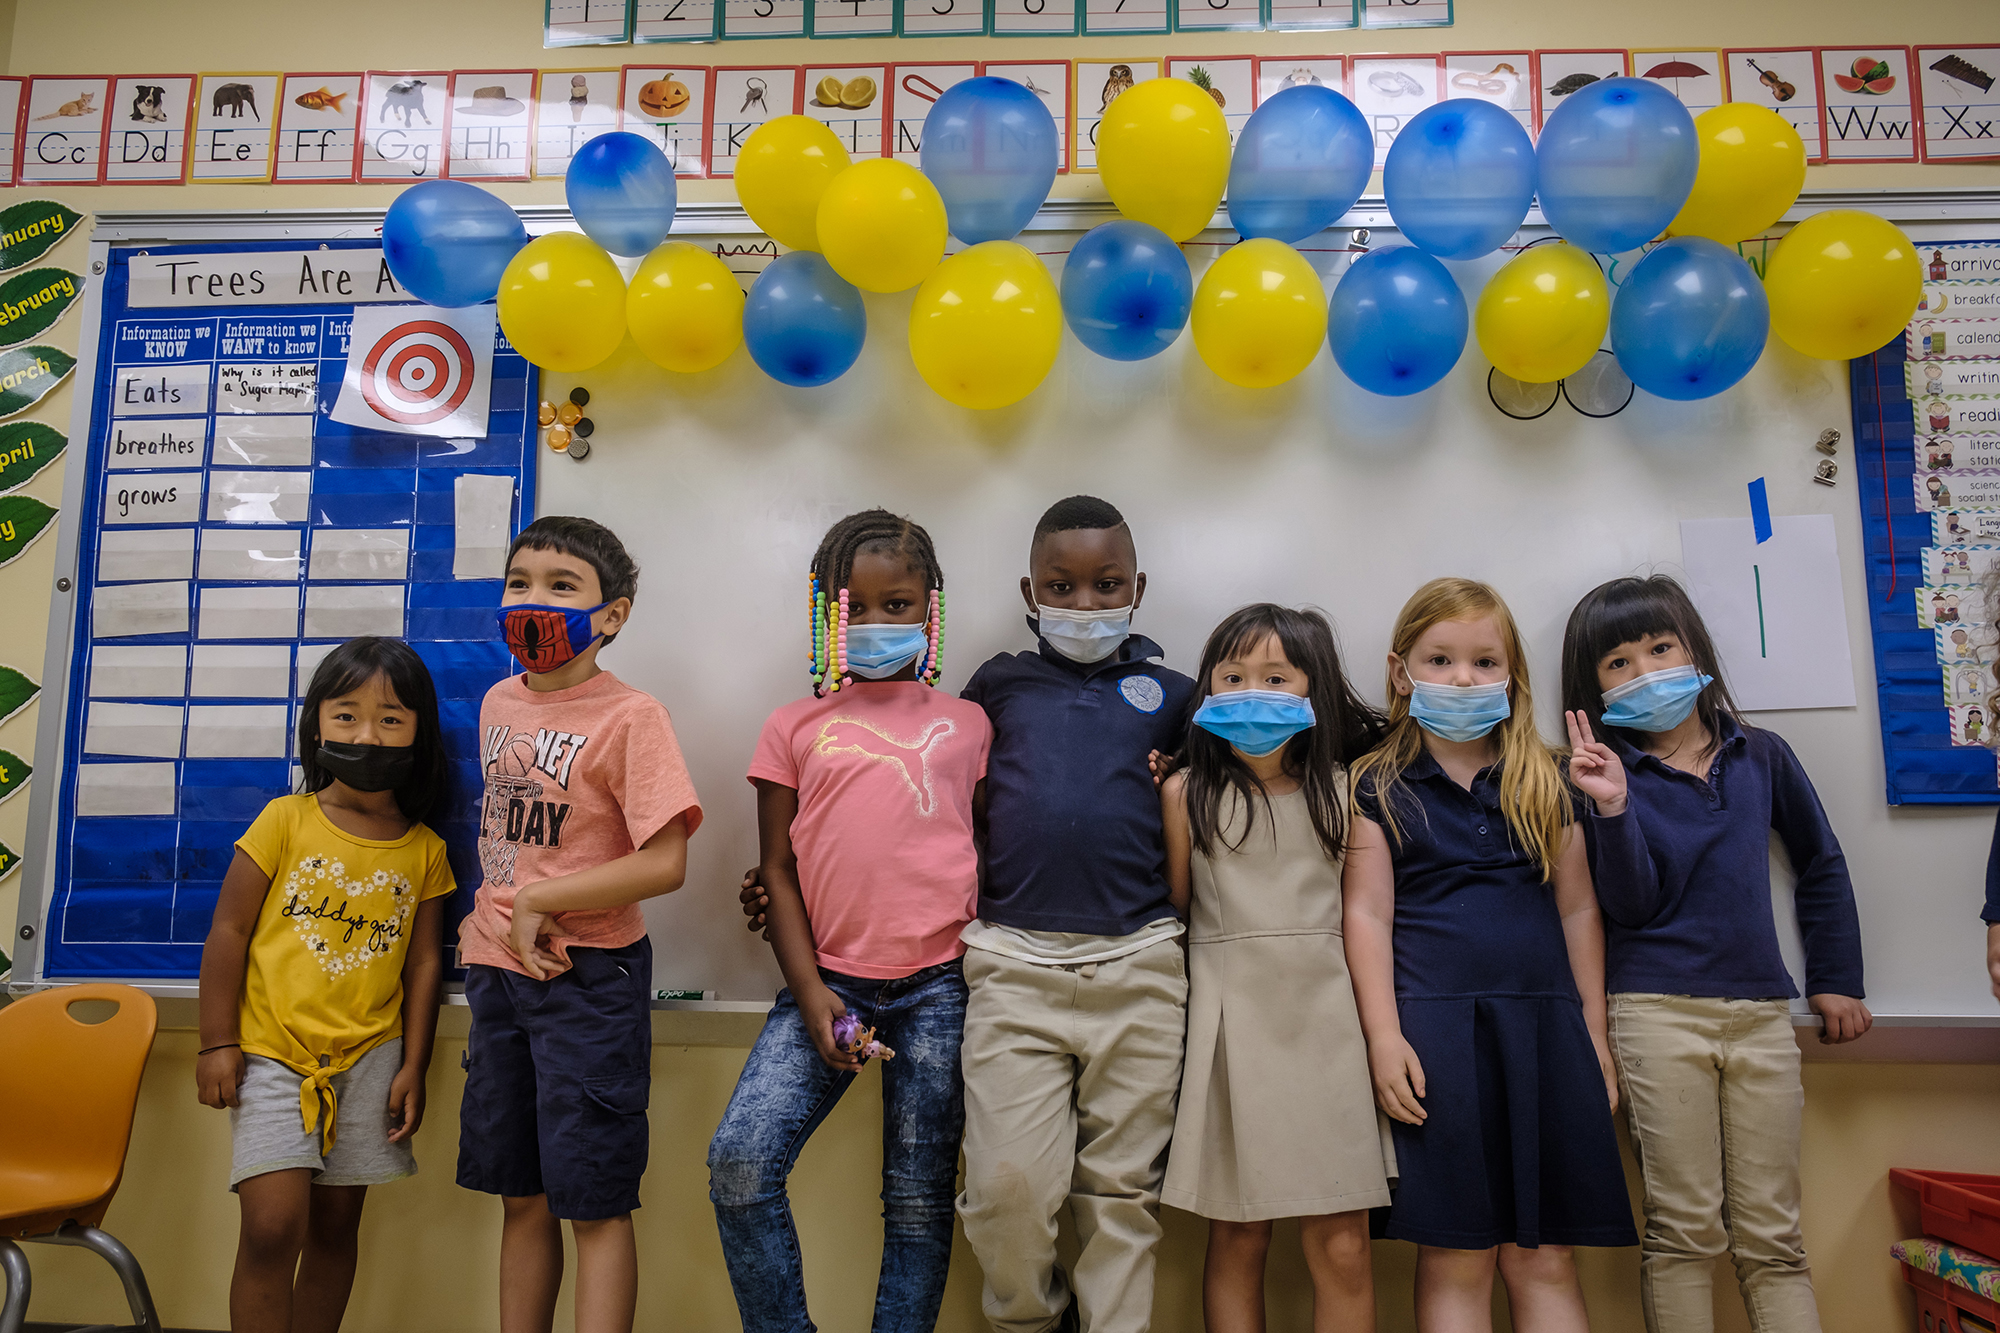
[1560,574,1867,1333]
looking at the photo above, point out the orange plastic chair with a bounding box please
[0,984,162,1333]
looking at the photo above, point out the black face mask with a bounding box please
[317,741,416,793]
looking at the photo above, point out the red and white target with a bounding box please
[357,319,477,425]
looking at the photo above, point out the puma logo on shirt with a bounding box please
[815,716,958,817]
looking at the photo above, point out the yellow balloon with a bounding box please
[1666,104,1808,245]
[496,232,628,373]
[1190,238,1326,388]
[1097,78,1230,243]
[908,241,1060,409]
[736,115,851,252]
[1474,243,1609,384]
[626,241,745,373]
[816,159,948,293]
[1765,209,1922,361]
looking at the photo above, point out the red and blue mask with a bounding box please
[497,602,608,673]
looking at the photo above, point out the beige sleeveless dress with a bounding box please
[1161,780,1396,1222]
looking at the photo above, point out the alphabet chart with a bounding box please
[29,239,534,978]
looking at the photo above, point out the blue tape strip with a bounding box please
[1749,477,1773,544]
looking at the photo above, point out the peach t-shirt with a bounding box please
[459,670,702,977]
[749,681,991,979]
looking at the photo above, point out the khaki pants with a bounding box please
[956,943,1188,1333]
[1609,993,1821,1333]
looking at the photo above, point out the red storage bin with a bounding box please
[1903,1261,2000,1333]
[1892,1170,2000,1261]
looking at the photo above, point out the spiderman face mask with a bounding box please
[497,601,609,673]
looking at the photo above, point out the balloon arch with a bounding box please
[380,74,1923,411]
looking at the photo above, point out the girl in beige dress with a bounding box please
[1161,603,1396,1333]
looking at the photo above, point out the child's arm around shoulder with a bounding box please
[1552,824,1618,1114]
[1161,770,1192,918]
[1341,808,1426,1126]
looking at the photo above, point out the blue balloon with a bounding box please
[1610,237,1768,401]
[1383,99,1535,261]
[381,179,528,308]
[566,131,678,257]
[744,253,867,388]
[1537,77,1698,255]
[921,78,1059,245]
[1328,246,1468,396]
[1227,85,1373,244]
[1060,220,1193,362]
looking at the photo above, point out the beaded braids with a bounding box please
[808,509,947,696]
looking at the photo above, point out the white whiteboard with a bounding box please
[537,206,1998,1020]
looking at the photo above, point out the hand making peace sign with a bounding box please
[1565,710,1628,817]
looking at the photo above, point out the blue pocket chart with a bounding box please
[35,239,535,978]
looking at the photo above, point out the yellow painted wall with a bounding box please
[5,0,2000,1329]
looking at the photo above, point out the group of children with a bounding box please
[196,496,1873,1333]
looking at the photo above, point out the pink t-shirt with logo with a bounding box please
[748,681,991,980]
[459,670,702,977]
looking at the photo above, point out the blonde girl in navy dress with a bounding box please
[1344,577,1635,1333]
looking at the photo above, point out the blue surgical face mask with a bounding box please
[845,622,929,679]
[1036,603,1132,665]
[1407,679,1511,743]
[1599,664,1713,733]
[1193,688,1316,757]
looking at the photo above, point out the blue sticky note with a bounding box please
[1748,477,1772,544]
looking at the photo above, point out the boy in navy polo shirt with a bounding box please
[955,496,1196,1333]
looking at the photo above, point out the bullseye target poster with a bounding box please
[40,238,534,977]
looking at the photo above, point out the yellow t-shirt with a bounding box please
[235,793,456,1142]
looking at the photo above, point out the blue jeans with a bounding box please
[709,961,967,1333]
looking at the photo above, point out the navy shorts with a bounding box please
[457,937,653,1220]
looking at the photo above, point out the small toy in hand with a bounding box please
[832,1013,895,1062]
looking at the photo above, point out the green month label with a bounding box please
[0,838,17,882]
[0,748,29,807]
[0,494,56,569]
[0,665,37,726]
[0,268,82,348]
[0,421,65,495]
[0,346,74,420]
[0,201,82,273]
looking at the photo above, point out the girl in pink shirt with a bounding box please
[710,509,990,1333]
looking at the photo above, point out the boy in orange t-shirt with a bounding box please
[457,516,701,1333]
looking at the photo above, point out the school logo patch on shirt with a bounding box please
[1119,675,1164,714]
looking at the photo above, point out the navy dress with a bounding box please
[1356,755,1637,1251]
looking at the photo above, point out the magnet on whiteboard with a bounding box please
[1813,460,1838,486]
[567,437,591,461]
[1815,428,1840,455]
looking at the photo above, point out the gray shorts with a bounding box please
[229,1037,417,1190]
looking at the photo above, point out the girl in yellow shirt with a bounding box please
[196,637,457,1333]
